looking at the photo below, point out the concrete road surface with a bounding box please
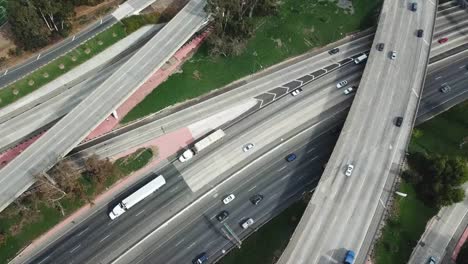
[0,0,207,213]
[277,0,437,263]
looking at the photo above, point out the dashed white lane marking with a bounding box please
[188,242,197,249]
[99,234,111,244]
[435,76,442,80]
[307,148,316,153]
[77,227,89,236]
[248,185,257,192]
[37,256,50,264]
[278,166,287,171]
[175,239,185,247]
[412,88,419,97]
[70,244,81,253]
[136,209,145,216]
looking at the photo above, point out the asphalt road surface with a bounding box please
[277,0,437,263]
[24,50,468,264]
[0,0,207,214]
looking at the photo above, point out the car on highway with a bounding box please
[250,194,264,205]
[243,143,255,152]
[343,86,356,95]
[291,88,303,96]
[345,164,354,177]
[417,29,424,38]
[241,218,255,229]
[286,153,297,162]
[377,43,384,51]
[428,256,437,264]
[344,250,355,264]
[390,51,397,60]
[438,37,448,44]
[395,116,403,127]
[193,252,208,264]
[216,210,229,222]
[410,2,417,11]
[223,194,236,204]
[440,84,451,93]
[329,48,340,55]
[336,80,348,89]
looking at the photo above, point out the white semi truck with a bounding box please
[178,129,226,162]
[109,175,166,220]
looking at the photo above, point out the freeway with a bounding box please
[0,0,207,214]
[277,0,438,263]
[0,1,462,162]
[23,48,468,264]
[0,0,162,88]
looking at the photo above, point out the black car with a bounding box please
[410,2,417,11]
[193,253,208,264]
[216,210,229,222]
[328,48,340,55]
[395,117,403,127]
[417,29,424,38]
[377,43,385,51]
[250,194,264,205]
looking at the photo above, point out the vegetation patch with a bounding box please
[114,148,155,176]
[122,0,382,123]
[219,201,307,264]
[374,182,438,264]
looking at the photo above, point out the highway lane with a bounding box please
[0,0,207,214]
[23,47,468,264]
[277,0,437,262]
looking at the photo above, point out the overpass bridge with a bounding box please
[277,0,438,263]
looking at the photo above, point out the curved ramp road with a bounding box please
[277,0,438,263]
[0,0,207,213]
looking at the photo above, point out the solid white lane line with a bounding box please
[70,244,81,253]
[99,234,111,244]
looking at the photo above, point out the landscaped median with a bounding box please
[0,147,155,263]
[0,13,161,109]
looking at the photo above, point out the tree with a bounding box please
[458,241,468,264]
[406,152,468,209]
[205,0,279,56]
[84,154,116,185]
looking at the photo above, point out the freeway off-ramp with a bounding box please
[0,0,207,214]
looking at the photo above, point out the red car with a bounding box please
[438,37,448,44]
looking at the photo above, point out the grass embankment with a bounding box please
[122,0,382,123]
[0,13,161,109]
[219,202,307,264]
[374,102,468,263]
[0,148,154,263]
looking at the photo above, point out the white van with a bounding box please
[354,54,367,64]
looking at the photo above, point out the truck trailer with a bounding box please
[109,175,166,219]
[179,129,226,162]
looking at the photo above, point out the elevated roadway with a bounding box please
[277,0,438,263]
[0,0,207,213]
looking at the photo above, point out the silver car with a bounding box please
[336,80,348,89]
[345,164,354,177]
[391,51,397,60]
[241,218,255,229]
[243,143,254,152]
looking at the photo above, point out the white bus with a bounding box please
[109,175,166,220]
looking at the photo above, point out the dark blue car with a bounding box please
[193,252,208,264]
[286,153,297,162]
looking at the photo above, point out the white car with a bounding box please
[391,51,397,60]
[223,194,235,204]
[241,218,255,229]
[243,143,254,152]
[291,88,303,96]
[336,80,348,89]
[345,164,354,177]
[343,86,356,95]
